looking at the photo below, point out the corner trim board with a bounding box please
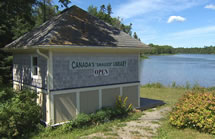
[50,94,54,124]
[138,84,140,107]
[120,87,123,96]
[76,92,80,114]
[49,50,53,90]
[99,89,102,109]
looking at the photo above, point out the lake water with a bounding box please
[140,54,215,87]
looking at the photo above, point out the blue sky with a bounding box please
[53,0,215,48]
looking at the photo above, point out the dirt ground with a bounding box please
[82,106,171,139]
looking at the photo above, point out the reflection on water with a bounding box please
[140,54,215,87]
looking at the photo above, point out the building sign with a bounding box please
[94,69,109,76]
[69,60,127,77]
[69,60,127,70]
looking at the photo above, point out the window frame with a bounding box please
[31,55,39,79]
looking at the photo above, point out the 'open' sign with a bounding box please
[94,69,109,77]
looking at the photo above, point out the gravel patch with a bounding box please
[82,106,171,139]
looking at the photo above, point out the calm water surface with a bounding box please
[140,54,215,87]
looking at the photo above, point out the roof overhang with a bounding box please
[3,45,151,53]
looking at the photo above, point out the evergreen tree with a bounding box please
[87,4,133,36]
[0,0,38,85]
[34,0,58,26]
[107,4,112,16]
[58,0,71,9]
[111,17,122,29]
[100,4,106,13]
[121,23,132,36]
[133,32,138,39]
[0,0,37,47]
[88,5,98,17]
[133,32,141,41]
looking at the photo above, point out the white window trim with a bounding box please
[31,55,39,79]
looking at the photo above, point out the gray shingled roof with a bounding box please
[5,5,148,49]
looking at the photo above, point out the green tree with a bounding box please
[34,0,57,26]
[111,17,122,29]
[121,23,132,36]
[133,32,141,41]
[0,0,37,47]
[87,4,134,36]
[174,46,215,54]
[99,4,106,13]
[107,3,112,16]
[88,5,98,16]
[0,0,38,85]
[143,43,175,55]
[133,32,138,39]
[58,0,71,9]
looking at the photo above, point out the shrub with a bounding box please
[140,54,149,59]
[0,89,41,138]
[70,113,91,128]
[114,96,133,116]
[0,88,15,103]
[142,83,164,88]
[170,81,184,88]
[171,81,177,88]
[185,81,191,89]
[91,108,112,124]
[169,91,215,134]
[64,96,133,132]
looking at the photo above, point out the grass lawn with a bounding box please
[141,87,215,139]
[140,87,186,106]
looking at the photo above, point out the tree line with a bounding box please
[143,44,215,55]
[174,46,215,54]
[144,43,175,55]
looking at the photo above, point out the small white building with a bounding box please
[5,5,149,126]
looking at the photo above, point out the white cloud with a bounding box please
[205,4,215,10]
[167,16,186,23]
[115,0,207,19]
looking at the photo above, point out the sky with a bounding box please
[53,0,215,48]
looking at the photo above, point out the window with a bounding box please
[32,56,38,77]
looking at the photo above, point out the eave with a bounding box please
[3,45,150,54]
